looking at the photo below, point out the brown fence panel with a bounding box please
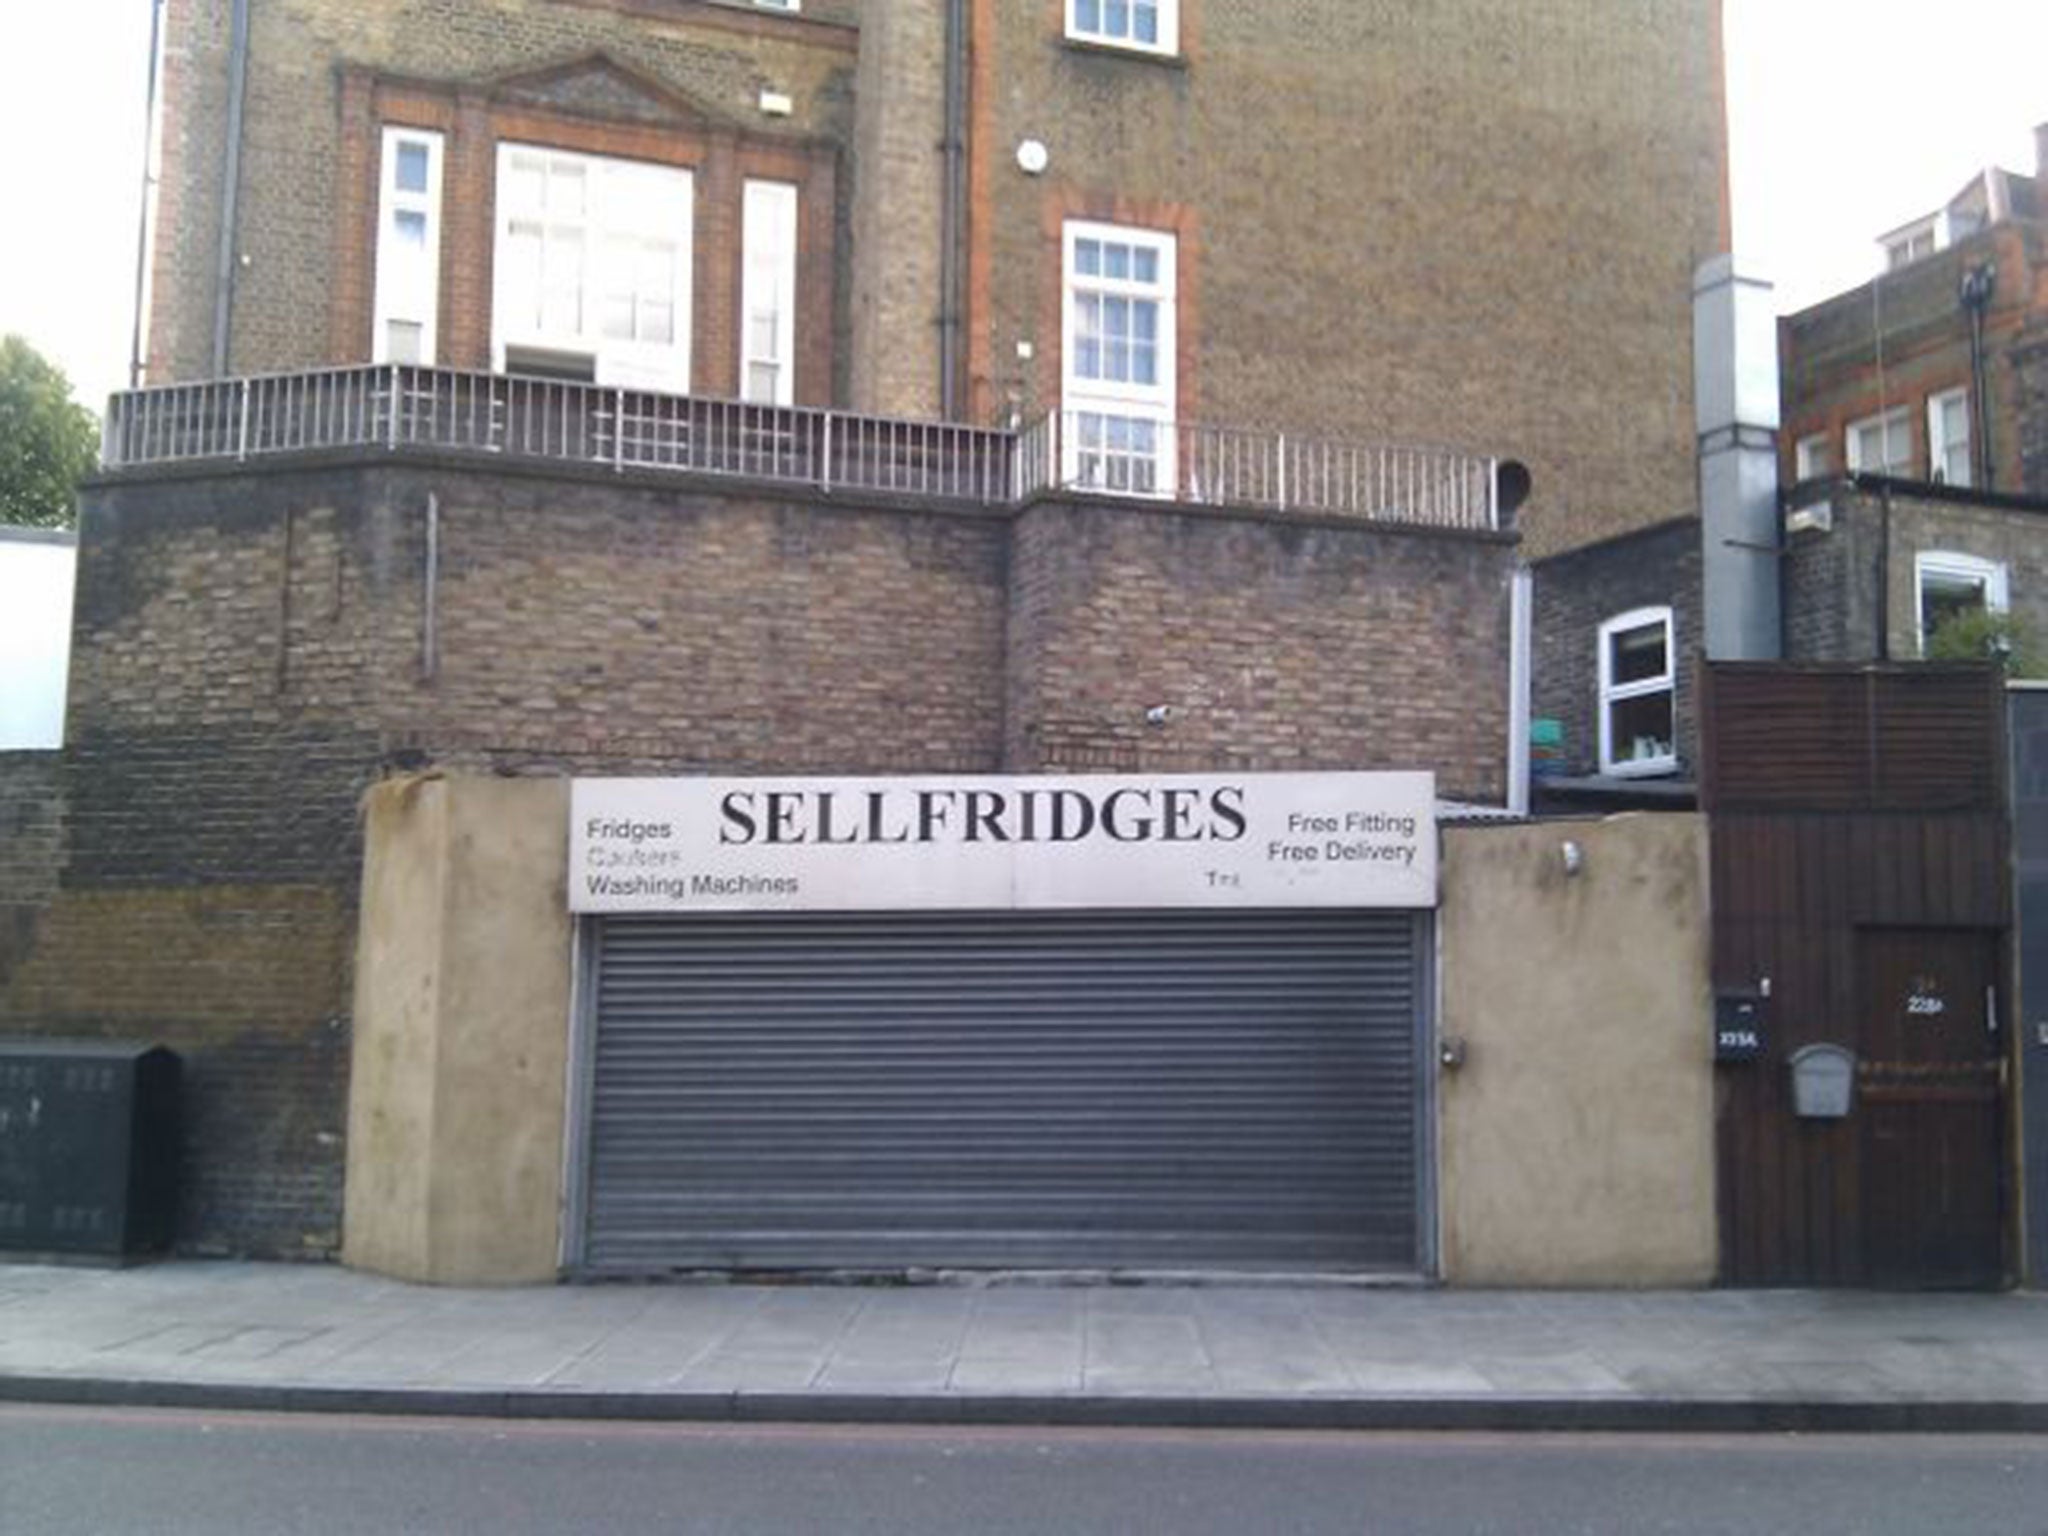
[1703,664,2011,1288]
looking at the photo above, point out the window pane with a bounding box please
[507,158,545,214]
[1075,0,1101,32]
[602,294,635,341]
[746,361,779,402]
[395,141,429,194]
[1132,248,1159,285]
[550,162,587,217]
[1104,243,1130,281]
[504,223,543,329]
[1135,2,1158,43]
[1074,239,1101,277]
[385,320,423,365]
[1609,692,1674,765]
[1106,0,1130,37]
[642,301,674,347]
[394,209,427,249]
[1610,621,1667,685]
[1922,574,1987,638]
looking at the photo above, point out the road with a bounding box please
[3,1405,2047,1534]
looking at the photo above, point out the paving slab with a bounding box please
[2,1261,2048,1431]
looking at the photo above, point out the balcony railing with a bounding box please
[1014,411,1502,531]
[100,366,1504,532]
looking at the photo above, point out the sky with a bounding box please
[0,1,2043,417]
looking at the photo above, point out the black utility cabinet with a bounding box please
[0,1040,181,1259]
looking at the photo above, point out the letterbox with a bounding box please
[1788,1043,1856,1120]
[0,1040,181,1259]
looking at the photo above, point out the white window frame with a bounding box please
[1881,214,1943,271]
[491,143,695,392]
[372,127,444,365]
[1066,0,1179,55]
[1845,405,1912,476]
[1598,606,1677,778]
[740,179,799,406]
[1793,432,1833,482]
[1927,388,1972,487]
[1061,219,1177,495]
[1915,550,2008,656]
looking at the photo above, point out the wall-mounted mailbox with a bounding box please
[1788,1043,1856,1119]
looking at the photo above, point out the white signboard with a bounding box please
[570,772,1436,913]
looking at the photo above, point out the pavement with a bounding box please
[3,1260,2048,1432]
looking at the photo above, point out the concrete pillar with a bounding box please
[344,776,573,1285]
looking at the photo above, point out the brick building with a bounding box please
[1780,124,2048,500]
[144,0,1728,555]
[1533,121,2048,794]
[0,0,1733,1271]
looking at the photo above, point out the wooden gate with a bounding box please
[1704,664,2012,1288]
[1856,927,2004,1289]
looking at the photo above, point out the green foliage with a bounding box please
[1924,606,2048,678]
[0,335,97,529]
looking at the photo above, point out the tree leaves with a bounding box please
[0,335,97,529]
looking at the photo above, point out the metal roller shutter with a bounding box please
[577,908,1426,1274]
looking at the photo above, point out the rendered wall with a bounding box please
[1438,814,1715,1286]
[346,774,571,1284]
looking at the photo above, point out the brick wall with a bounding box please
[1006,499,1517,803]
[2016,329,2048,498]
[151,0,859,397]
[849,0,947,418]
[5,453,1516,1253]
[965,0,1727,555]
[0,753,64,998]
[1780,223,2048,497]
[1783,481,2048,664]
[1531,516,1702,779]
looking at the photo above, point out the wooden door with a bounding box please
[1856,927,2006,1288]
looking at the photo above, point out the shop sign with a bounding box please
[570,771,1437,913]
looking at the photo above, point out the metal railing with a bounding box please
[1015,411,1501,531]
[100,367,1501,531]
[101,365,1017,505]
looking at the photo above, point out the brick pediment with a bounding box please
[481,52,729,130]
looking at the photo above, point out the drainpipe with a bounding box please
[211,0,253,378]
[938,0,967,420]
[1961,262,1997,491]
[1877,482,1893,662]
[1507,566,1532,817]
[128,0,166,389]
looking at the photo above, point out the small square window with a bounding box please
[1068,0,1177,55]
[1846,406,1911,477]
[394,141,430,194]
[1793,433,1832,482]
[1915,551,2007,656]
